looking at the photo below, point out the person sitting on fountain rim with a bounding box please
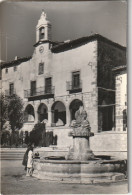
[73,103,91,131]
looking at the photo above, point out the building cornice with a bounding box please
[33,40,62,47]
[51,34,126,53]
[1,56,31,69]
[112,65,127,76]
[1,34,126,69]
[112,65,127,72]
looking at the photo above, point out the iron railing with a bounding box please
[5,89,16,96]
[24,86,55,98]
[66,80,82,91]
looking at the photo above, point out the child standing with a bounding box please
[26,146,34,176]
[22,145,31,170]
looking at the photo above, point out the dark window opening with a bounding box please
[98,106,114,131]
[31,81,36,96]
[38,63,44,75]
[123,109,127,131]
[39,27,45,40]
[72,71,80,89]
[45,77,52,94]
[5,68,8,74]
[14,66,17,72]
[9,83,14,96]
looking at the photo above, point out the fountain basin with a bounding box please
[33,158,127,183]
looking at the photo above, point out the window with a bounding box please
[9,83,14,95]
[123,109,127,131]
[39,27,45,40]
[5,68,8,74]
[72,71,80,89]
[14,66,17,72]
[31,81,36,96]
[38,63,44,75]
[0,69,1,80]
[45,77,52,94]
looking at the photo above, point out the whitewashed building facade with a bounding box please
[1,11,127,158]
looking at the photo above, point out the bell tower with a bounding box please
[36,10,52,43]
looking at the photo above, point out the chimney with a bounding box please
[64,40,70,43]
[15,56,18,60]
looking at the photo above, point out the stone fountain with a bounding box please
[33,105,127,183]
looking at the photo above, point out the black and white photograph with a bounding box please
[0,0,127,194]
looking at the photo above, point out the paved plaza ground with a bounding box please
[1,160,128,194]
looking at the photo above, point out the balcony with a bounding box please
[24,86,55,101]
[5,89,16,96]
[66,81,82,93]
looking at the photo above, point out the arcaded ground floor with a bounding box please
[19,126,128,159]
[1,160,128,194]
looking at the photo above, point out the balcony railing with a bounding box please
[24,86,55,99]
[66,81,82,93]
[5,89,16,96]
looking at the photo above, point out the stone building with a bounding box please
[113,65,127,132]
[1,11,127,155]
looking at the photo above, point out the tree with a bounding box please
[25,131,30,145]
[1,94,24,147]
[8,94,24,132]
[1,130,11,146]
[0,93,9,130]
[19,131,24,145]
[2,121,12,132]
[30,122,45,146]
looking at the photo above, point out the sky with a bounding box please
[0,1,127,62]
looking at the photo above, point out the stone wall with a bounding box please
[115,72,127,131]
[97,40,126,132]
[46,127,73,147]
[38,129,127,159]
[90,131,127,159]
[2,40,98,133]
[2,40,98,96]
[98,40,126,89]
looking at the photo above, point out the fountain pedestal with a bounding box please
[66,129,94,160]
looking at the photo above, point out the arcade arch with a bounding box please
[38,103,48,122]
[24,104,35,122]
[51,101,66,126]
[69,99,83,121]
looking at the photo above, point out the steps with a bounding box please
[0,149,26,160]
[0,147,69,160]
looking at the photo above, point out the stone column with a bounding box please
[47,108,52,127]
[112,105,115,131]
[45,25,48,40]
[36,29,39,42]
[115,79,123,131]
[65,106,71,127]
[34,107,39,123]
